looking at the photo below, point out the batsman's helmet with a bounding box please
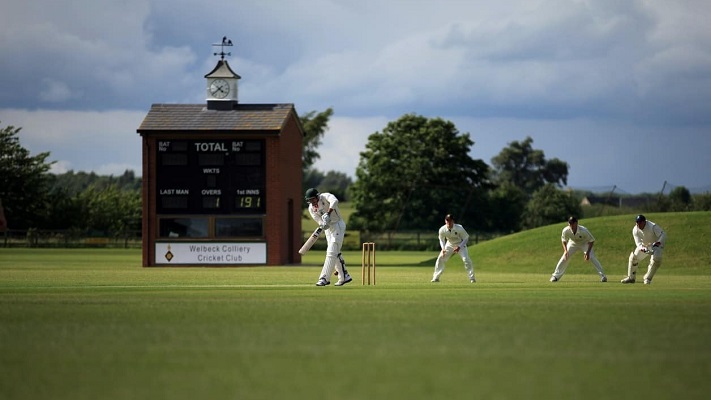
[304,188,319,201]
[636,214,646,222]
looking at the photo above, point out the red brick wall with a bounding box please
[141,137,153,267]
[281,111,304,264]
[265,111,303,265]
[265,137,280,264]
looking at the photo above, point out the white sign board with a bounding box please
[155,242,267,265]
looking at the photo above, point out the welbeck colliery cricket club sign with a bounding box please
[155,242,267,265]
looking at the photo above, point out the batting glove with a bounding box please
[321,213,331,225]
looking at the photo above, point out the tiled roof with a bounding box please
[137,103,296,132]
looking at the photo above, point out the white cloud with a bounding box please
[49,160,73,175]
[1,0,710,193]
[312,116,389,175]
[0,108,144,175]
[39,79,76,103]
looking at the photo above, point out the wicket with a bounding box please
[361,242,376,285]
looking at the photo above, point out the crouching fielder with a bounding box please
[622,214,666,285]
[432,214,476,283]
[550,217,607,282]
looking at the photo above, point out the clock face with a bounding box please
[209,79,230,99]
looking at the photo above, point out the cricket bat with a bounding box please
[299,227,323,255]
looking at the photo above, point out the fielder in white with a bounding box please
[549,217,607,282]
[304,188,352,287]
[431,214,476,283]
[622,214,666,285]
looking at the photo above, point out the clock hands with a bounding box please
[210,81,229,98]
[209,79,230,98]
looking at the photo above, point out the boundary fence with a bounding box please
[0,229,142,249]
[0,229,496,251]
[305,230,497,251]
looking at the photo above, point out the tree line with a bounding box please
[2,116,709,236]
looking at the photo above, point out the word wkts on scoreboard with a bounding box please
[156,139,265,214]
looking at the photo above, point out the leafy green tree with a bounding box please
[42,170,142,232]
[0,123,54,229]
[487,182,528,233]
[50,171,100,196]
[349,114,491,231]
[522,184,582,229]
[491,136,569,195]
[113,170,141,191]
[77,185,141,234]
[299,108,340,196]
[51,169,141,195]
[303,168,325,194]
[668,186,692,211]
[300,108,333,173]
[693,193,711,211]
[318,170,353,201]
[44,188,82,230]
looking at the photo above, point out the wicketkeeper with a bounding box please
[622,214,667,285]
[304,188,352,286]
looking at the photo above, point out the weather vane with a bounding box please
[212,36,233,60]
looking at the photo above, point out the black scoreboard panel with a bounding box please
[156,139,266,215]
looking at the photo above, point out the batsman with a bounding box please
[304,188,352,286]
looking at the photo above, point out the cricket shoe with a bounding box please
[335,275,353,286]
[601,276,608,282]
[431,278,440,283]
[470,278,476,283]
[550,276,559,282]
[315,278,330,286]
[620,276,636,284]
[644,279,652,285]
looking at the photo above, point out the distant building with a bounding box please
[580,195,620,207]
[580,195,652,208]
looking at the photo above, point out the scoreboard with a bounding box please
[138,98,303,266]
[155,139,266,241]
[156,139,265,215]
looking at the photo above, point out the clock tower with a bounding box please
[205,37,241,110]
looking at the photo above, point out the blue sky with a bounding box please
[1,0,710,194]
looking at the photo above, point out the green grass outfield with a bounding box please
[1,212,710,400]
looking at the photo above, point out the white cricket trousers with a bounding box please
[628,245,664,281]
[318,220,346,282]
[432,244,475,281]
[551,244,606,280]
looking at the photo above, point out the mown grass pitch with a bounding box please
[1,248,710,400]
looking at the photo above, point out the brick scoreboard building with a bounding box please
[136,50,303,267]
